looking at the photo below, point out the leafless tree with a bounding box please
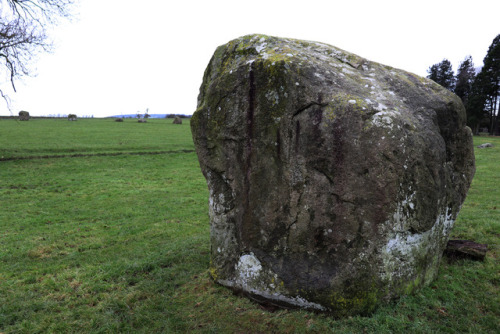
[0,0,75,107]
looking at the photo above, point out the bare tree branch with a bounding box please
[0,0,75,110]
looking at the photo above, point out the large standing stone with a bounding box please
[191,35,475,316]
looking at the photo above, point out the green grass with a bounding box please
[0,118,193,159]
[0,118,498,333]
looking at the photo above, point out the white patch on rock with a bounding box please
[266,90,280,105]
[207,181,227,215]
[219,277,326,310]
[374,103,388,111]
[314,42,329,48]
[206,171,238,259]
[221,253,326,311]
[391,190,416,231]
[342,68,355,75]
[317,54,330,61]
[255,43,267,53]
[381,203,455,284]
[371,109,400,129]
[235,253,262,282]
[385,231,423,256]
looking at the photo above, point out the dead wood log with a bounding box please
[444,240,488,261]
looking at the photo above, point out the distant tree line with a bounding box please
[136,108,150,122]
[165,114,190,118]
[427,34,500,135]
[111,113,191,119]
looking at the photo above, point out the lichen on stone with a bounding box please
[191,34,475,316]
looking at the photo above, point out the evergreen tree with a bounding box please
[427,64,440,83]
[466,71,488,134]
[455,56,476,105]
[427,59,456,91]
[472,34,500,135]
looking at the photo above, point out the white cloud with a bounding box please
[1,0,499,117]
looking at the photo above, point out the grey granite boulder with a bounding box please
[191,34,475,316]
[18,110,30,121]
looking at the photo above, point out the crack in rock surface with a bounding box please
[191,34,475,316]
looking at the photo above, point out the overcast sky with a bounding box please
[1,0,499,117]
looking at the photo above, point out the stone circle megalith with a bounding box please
[18,110,30,121]
[191,35,475,316]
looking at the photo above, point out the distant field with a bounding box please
[0,118,194,159]
[0,118,498,333]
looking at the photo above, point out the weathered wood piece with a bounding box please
[445,240,488,261]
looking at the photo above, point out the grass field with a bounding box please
[0,118,498,333]
[0,118,193,160]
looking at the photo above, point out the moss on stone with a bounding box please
[323,93,369,123]
[326,289,379,316]
[209,266,218,281]
[192,33,475,318]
